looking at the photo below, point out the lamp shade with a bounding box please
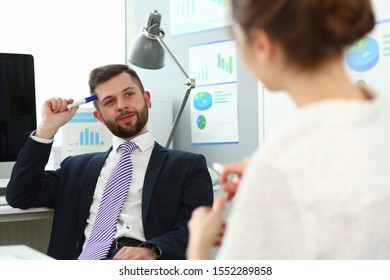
[127,10,166,69]
[127,10,195,148]
[128,32,165,69]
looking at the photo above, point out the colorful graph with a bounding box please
[355,79,367,86]
[211,0,229,7]
[344,2,390,103]
[194,64,209,82]
[189,40,237,86]
[190,82,239,144]
[193,91,213,111]
[175,0,229,16]
[217,53,233,74]
[62,109,112,158]
[383,33,390,57]
[170,0,230,36]
[197,115,207,129]
[79,128,105,146]
[346,36,379,72]
[214,91,232,104]
[175,0,195,16]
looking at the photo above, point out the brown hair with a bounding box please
[231,0,375,69]
[88,64,145,110]
[89,64,145,94]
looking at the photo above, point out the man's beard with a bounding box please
[103,103,148,139]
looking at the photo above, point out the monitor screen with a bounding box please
[0,53,37,179]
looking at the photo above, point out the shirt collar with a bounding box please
[112,131,155,153]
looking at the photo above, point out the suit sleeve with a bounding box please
[6,135,61,209]
[144,152,214,259]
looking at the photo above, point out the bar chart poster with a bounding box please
[62,108,112,158]
[190,82,239,145]
[170,0,230,36]
[189,40,238,144]
[344,0,390,101]
[189,40,237,86]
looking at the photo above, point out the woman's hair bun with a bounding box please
[318,0,375,46]
[231,0,376,69]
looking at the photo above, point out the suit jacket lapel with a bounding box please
[78,148,112,236]
[142,142,167,223]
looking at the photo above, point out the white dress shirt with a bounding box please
[83,131,155,245]
[31,130,155,247]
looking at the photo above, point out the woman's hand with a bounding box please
[219,157,251,200]
[186,196,227,260]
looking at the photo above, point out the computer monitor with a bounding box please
[0,53,37,179]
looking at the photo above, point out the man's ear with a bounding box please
[93,110,104,124]
[144,90,151,108]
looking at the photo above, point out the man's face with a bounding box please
[93,72,151,141]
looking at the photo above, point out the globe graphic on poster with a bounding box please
[193,91,213,111]
[196,115,207,130]
[346,36,379,72]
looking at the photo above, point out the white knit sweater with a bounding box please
[217,97,390,259]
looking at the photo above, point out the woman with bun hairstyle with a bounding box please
[187,0,390,259]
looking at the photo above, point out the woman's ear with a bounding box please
[251,29,276,64]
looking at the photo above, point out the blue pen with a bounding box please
[67,95,97,110]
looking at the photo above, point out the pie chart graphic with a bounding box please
[193,91,212,111]
[355,79,367,86]
[346,36,379,72]
[197,115,206,130]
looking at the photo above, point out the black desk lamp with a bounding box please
[128,10,195,148]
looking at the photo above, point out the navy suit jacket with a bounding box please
[6,136,213,260]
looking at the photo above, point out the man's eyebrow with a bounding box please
[122,86,136,92]
[99,86,137,102]
[100,95,113,102]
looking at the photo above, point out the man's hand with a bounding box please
[36,97,78,139]
[113,246,158,260]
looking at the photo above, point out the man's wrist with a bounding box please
[139,243,162,258]
[30,130,55,144]
[35,122,59,140]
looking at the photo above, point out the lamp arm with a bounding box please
[142,29,195,147]
[165,84,194,148]
[156,35,191,80]
[153,33,196,148]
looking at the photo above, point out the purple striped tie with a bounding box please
[78,141,138,260]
